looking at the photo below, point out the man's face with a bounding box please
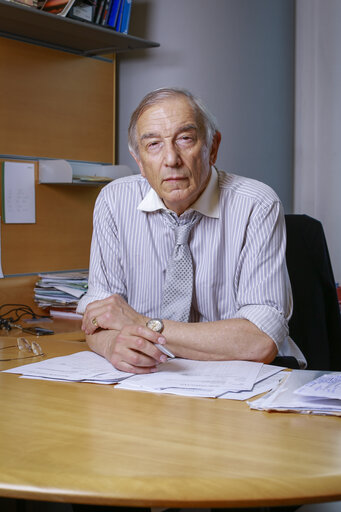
[132,96,220,215]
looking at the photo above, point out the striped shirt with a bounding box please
[77,168,306,366]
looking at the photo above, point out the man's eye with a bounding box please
[178,136,193,144]
[147,141,160,150]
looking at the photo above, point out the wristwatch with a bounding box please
[146,318,164,333]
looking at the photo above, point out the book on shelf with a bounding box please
[106,0,121,28]
[42,0,76,16]
[100,0,112,24]
[114,0,124,30]
[67,0,96,22]
[93,0,106,24]
[119,0,131,34]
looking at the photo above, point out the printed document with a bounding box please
[4,351,133,383]
[115,359,264,397]
[249,370,341,416]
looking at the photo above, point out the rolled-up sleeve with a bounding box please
[233,200,292,348]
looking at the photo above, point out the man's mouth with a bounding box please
[164,176,187,182]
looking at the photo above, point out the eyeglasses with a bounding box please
[0,337,45,362]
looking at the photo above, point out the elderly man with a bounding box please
[77,87,306,372]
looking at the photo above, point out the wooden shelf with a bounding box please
[0,0,160,56]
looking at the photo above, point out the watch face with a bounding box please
[147,319,163,332]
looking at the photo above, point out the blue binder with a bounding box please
[106,0,121,27]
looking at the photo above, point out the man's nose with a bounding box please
[164,142,181,167]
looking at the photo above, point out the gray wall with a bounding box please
[117,0,295,212]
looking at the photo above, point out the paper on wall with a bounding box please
[2,162,36,223]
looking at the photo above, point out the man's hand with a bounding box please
[82,294,147,334]
[82,295,169,373]
[102,324,169,374]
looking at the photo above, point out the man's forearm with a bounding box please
[81,295,278,365]
[85,328,119,361]
[161,318,278,363]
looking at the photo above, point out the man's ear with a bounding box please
[209,131,222,165]
[130,151,145,177]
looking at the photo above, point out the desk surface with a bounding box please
[0,337,340,508]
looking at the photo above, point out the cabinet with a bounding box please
[0,1,159,275]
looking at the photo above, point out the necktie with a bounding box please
[161,212,201,322]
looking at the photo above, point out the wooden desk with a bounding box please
[0,337,340,509]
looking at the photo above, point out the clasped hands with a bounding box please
[81,295,170,373]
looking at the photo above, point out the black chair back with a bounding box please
[285,214,341,370]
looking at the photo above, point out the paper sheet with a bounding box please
[4,351,133,383]
[294,373,341,400]
[115,359,263,397]
[219,365,285,400]
[2,161,36,223]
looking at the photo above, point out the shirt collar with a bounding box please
[137,166,220,218]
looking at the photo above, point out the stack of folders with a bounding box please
[67,0,132,32]
[249,370,341,416]
[94,0,132,32]
[34,271,88,318]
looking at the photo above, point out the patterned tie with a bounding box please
[161,212,201,322]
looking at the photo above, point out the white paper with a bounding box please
[3,162,36,223]
[294,373,341,400]
[219,366,285,400]
[4,351,133,383]
[115,359,263,397]
[54,284,86,298]
[0,218,3,278]
[248,370,341,415]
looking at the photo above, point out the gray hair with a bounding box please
[128,87,219,157]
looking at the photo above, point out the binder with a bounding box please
[114,0,124,31]
[106,0,121,27]
[120,0,132,34]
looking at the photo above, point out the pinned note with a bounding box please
[0,218,3,278]
[2,162,36,223]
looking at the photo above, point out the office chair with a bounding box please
[285,214,341,371]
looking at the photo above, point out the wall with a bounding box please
[116,0,295,212]
[295,0,341,281]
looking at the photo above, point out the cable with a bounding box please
[0,303,50,332]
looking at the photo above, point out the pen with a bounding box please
[156,343,175,358]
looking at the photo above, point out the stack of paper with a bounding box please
[249,370,341,416]
[3,352,285,398]
[4,351,133,384]
[34,271,88,312]
[115,359,284,398]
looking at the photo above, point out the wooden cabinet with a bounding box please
[0,1,159,275]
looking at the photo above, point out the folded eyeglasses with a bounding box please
[0,337,45,362]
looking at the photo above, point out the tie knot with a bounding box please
[174,223,192,245]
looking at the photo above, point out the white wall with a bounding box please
[295,0,341,281]
[116,0,295,212]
